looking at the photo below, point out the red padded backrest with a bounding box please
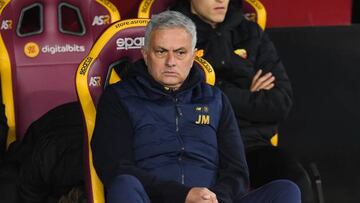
[87,25,146,105]
[0,0,120,143]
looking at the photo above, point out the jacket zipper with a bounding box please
[174,97,185,184]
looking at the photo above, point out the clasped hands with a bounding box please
[250,69,275,92]
[185,187,218,203]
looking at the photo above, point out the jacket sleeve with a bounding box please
[91,86,191,203]
[220,28,293,123]
[210,93,250,202]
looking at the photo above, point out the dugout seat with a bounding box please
[75,18,215,203]
[137,0,267,30]
[0,0,120,146]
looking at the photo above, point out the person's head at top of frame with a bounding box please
[189,0,230,28]
[142,10,197,91]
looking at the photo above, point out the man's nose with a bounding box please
[165,52,176,67]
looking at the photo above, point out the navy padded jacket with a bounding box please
[92,59,249,203]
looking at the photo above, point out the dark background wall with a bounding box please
[353,0,360,23]
[267,25,360,203]
[261,0,352,27]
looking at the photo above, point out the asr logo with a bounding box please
[89,76,101,87]
[1,19,12,30]
[195,106,210,125]
[92,15,110,26]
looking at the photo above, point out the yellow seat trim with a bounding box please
[95,0,121,22]
[0,0,16,148]
[137,0,155,19]
[76,18,150,203]
[244,0,267,30]
[194,56,215,86]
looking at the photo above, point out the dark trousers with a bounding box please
[246,146,314,203]
[106,175,301,203]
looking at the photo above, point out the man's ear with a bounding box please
[141,48,148,65]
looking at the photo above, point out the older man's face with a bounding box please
[142,27,195,90]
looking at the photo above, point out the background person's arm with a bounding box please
[220,30,293,123]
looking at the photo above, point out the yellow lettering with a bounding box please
[195,115,210,125]
[201,115,210,124]
[104,15,110,24]
[195,115,201,124]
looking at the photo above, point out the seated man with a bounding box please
[172,1,313,202]
[91,10,300,203]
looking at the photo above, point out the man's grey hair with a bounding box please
[144,10,197,51]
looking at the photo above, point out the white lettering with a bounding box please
[1,20,12,30]
[41,44,86,55]
[89,76,101,87]
[92,15,110,26]
[116,37,144,50]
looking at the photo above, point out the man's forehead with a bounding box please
[152,45,187,51]
[150,28,192,47]
[151,27,191,38]
[154,26,187,32]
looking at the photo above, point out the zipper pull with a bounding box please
[176,105,183,117]
[174,98,183,117]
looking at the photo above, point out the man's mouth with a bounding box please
[214,7,226,11]
[163,71,178,76]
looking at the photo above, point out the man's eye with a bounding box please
[176,50,186,57]
[155,49,166,55]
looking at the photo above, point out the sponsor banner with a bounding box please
[114,19,149,29]
[41,44,85,55]
[79,57,93,75]
[140,0,153,13]
[116,37,144,50]
[24,43,86,58]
